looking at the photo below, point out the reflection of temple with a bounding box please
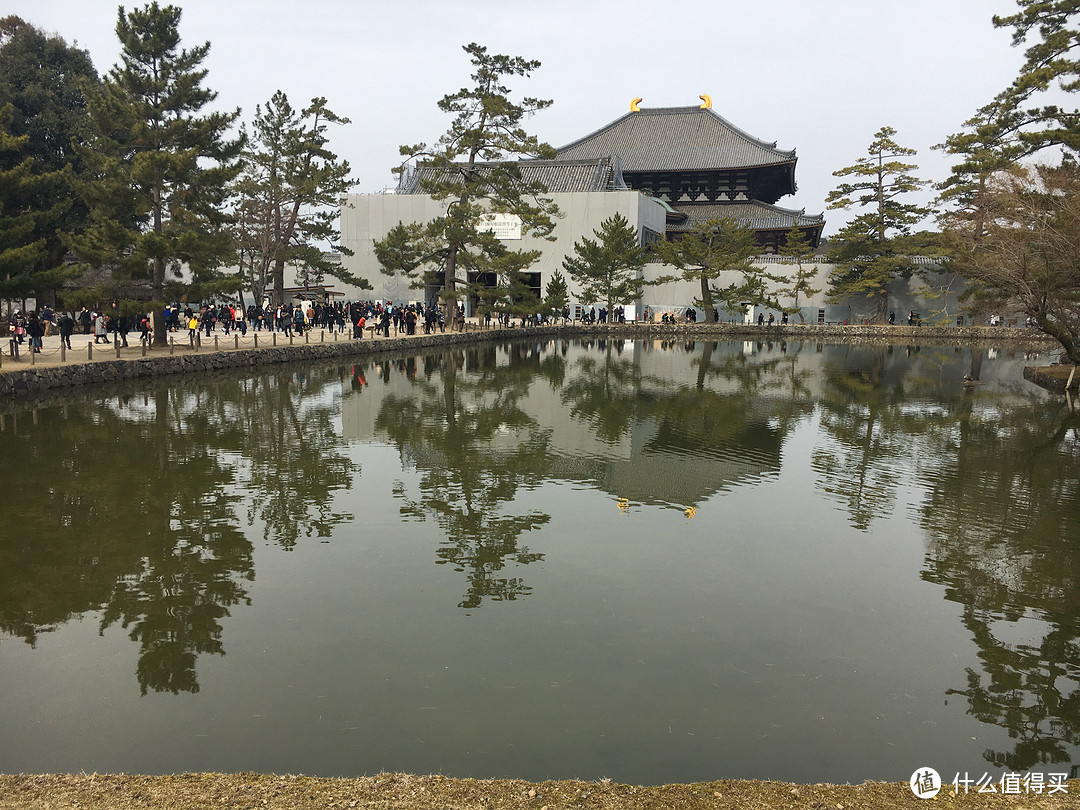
[341,341,790,507]
[340,340,1052,509]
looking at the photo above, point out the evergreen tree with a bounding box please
[937,3,1080,235]
[991,0,1080,156]
[0,106,55,301]
[70,2,243,341]
[373,43,559,330]
[653,217,771,322]
[499,264,544,323]
[561,212,650,317]
[0,16,99,302]
[543,268,568,319]
[234,91,366,307]
[825,126,931,323]
[776,226,821,322]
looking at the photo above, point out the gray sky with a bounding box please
[8,0,1027,234]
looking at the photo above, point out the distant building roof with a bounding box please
[668,201,825,232]
[556,106,797,173]
[397,155,628,194]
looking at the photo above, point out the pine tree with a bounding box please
[373,43,559,330]
[0,17,99,301]
[825,126,930,323]
[0,106,54,301]
[234,92,366,306]
[561,213,650,317]
[776,226,821,322]
[654,217,770,321]
[991,0,1080,155]
[70,2,243,341]
[543,268,568,319]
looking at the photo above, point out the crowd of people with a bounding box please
[7,299,466,355]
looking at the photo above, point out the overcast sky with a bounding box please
[8,0,1030,235]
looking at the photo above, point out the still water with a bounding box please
[1,337,1077,785]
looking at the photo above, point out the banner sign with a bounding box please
[479,213,522,240]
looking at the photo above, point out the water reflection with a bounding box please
[0,339,1078,780]
[918,391,1080,776]
[372,345,554,608]
[0,365,358,693]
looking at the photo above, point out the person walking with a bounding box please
[26,312,44,353]
[59,312,75,349]
[94,312,110,344]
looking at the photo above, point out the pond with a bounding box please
[0,336,1077,786]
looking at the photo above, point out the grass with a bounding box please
[0,773,1076,809]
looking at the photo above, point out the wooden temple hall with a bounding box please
[553,96,824,252]
[339,96,825,312]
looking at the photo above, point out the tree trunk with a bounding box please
[699,276,715,322]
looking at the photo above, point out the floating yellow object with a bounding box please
[699,94,712,109]
[617,497,630,513]
[684,506,696,520]
[629,97,642,112]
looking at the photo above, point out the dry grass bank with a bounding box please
[1,773,1077,809]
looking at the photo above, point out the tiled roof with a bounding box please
[557,106,797,173]
[397,156,627,194]
[667,201,825,232]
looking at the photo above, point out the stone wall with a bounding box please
[0,323,1060,397]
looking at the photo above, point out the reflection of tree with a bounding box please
[0,391,253,695]
[812,346,904,530]
[98,451,251,695]
[919,393,1080,776]
[222,369,357,548]
[561,340,644,443]
[375,344,554,608]
[0,363,357,692]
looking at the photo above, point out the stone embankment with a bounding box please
[0,322,1058,397]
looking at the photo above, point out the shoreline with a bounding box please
[1,773,1076,809]
[0,321,1062,398]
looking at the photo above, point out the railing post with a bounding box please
[273,333,277,347]
[214,335,219,351]
[88,343,92,361]
[234,335,239,350]
[170,336,175,355]
[254,334,259,348]
[115,339,120,358]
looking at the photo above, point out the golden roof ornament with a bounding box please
[630,97,642,112]
[699,94,712,109]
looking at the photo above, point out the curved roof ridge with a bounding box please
[749,199,824,221]
[669,200,825,229]
[698,107,794,158]
[555,105,796,161]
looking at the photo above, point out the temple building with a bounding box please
[555,97,824,252]
[338,97,828,319]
